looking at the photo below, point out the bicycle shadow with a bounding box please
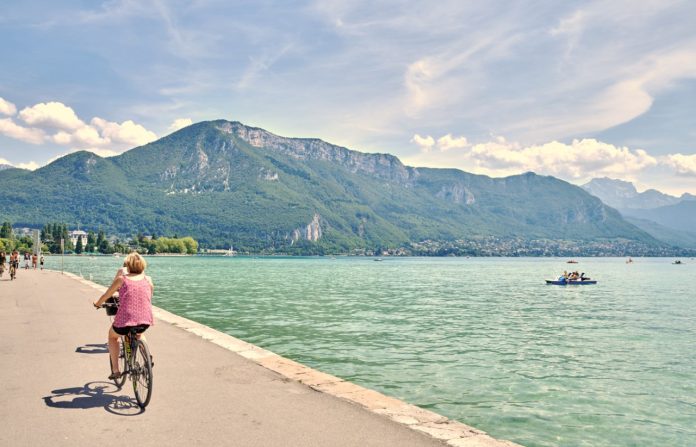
[75,343,109,354]
[43,381,143,416]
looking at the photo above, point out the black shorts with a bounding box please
[112,324,150,336]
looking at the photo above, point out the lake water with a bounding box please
[48,255,696,447]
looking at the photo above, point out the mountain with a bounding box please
[0,163,15,171]
[582,177,682,210]
[0,120,665,254]
[582,177,696,247]
[622,201,696,234]
[625,216,696,249]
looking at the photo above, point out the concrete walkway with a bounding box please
[0,269,520,447]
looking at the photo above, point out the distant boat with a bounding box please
[224,245,236,256]
[567,260,578,264]
[546,279,597,285]
[673,260,683,265]
[626,257,634,264]
[374,258,383,262]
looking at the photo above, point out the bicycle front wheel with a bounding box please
[132,340,153,408]
[110,338,127,387]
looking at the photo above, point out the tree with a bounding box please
[41,224,51,243]
[61,225,73,251]
[86,230,96,253]
[0,238,11,252]
[98,238,111,254]
[181,237,198,254]
[0,222,12,239]
[75,236,83,254]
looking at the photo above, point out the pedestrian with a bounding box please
[40,254,44,270]
[32,253,38,269]
[24,252,30,270]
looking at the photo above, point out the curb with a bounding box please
[64,271,523,447]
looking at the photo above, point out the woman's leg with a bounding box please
[108,327,121,374]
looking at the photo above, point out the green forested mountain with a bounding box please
[0,120,663,253]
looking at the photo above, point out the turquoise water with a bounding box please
[51,256,696,447]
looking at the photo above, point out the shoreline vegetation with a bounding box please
[1,221,199,255]
[4,221,695,258]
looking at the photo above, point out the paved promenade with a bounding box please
[0,269,520,447]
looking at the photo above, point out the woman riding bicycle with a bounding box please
[93,252,154,380]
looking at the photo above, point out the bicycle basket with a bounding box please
[105,296,119,316]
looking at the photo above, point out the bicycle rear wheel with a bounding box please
[109,338,127,387]
[132,340,153,408]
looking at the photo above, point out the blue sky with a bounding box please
[1,0,696,194]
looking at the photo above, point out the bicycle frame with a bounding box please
[121,330,140,374]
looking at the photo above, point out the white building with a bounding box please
[69,230,88,248]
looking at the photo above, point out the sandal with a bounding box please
[108,371,122,380]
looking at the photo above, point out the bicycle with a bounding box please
[101,299,154,408]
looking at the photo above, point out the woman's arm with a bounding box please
[112,266,126,282]
[93,276,124,308]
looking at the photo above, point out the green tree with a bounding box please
[98,238,112,254]
[62,225,73,251]
[0,222,12,239]
[0,238,12,252]
[181,236,198,254]
[41,224,52,243]
[86,230,96,253]
[75,236,83,254]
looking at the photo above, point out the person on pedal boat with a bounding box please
[93,252,154,380]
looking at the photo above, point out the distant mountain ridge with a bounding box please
[0,120,669,254]
[582,177,696,248]
[582,177,696,210]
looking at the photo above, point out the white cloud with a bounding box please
[411,134,435,152]
[0,99,158,155]
[50,124,110,147]
[0,97,17,116]
[0,157,40,171]
[16,160,40,170]
[665,153,696,176]
[19,101,85,131]
[0,118,46,144]
[404,59,436,115]
[412,133,469,152]
[406,134,659,182]
[168,118,193,132]
[437,134,468,151]
[91,117,157,147]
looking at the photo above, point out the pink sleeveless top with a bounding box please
[114,275,154,327]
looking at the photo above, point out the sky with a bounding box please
[1,0,696,194]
